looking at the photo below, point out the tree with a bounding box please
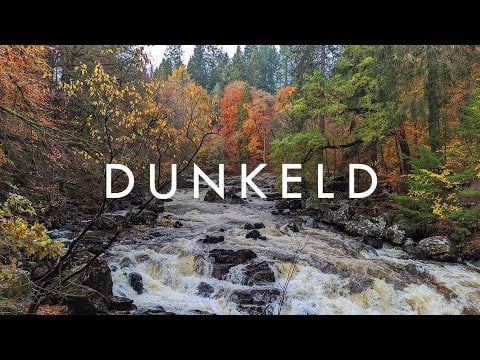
[227,46,246,83]
[243,88,274,163]
[218,81,249,171]
[245,45,280,93]
[187,45,208,88]
[164,45,183,68]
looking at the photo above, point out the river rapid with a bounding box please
[102,175,480,315]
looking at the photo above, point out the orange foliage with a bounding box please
[274,85,295,112]
[244,88,274,164]
[219,81,247,170]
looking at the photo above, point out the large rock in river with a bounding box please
[415,236,454,261]
[209,249,257,280]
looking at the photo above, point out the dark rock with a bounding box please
[244,222,265,230]
[64,252,113,297]
[129,272,144,294]
[276,198,303,212]
[201,235,225,244]
[363,236,383,249]
[204,189,246,204]
[66,288,110,314]
[384,224,406,245]
[173,221,183,228]
[287,223,299,232]
[108,295,136,311]
[257,236,267,240]
[230,289,280,315]
[130,210,157,226]
[246,229,263,239]
[197,282,215,298]
[348,275,373,294]
[415,236,453,261]
[219,228,225,232]
[242,261,275,285]
[209,249,257,280]
[271,210,279,215]
[60,252,113,314]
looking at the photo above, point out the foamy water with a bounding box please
[105,175,480,315]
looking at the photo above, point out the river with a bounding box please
[103,175,480,314]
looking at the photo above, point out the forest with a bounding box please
[1,45,480,315]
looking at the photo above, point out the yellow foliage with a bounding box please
[0,194,63,277]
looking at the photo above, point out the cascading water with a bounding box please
[104,175,480,315]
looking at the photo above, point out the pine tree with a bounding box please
[228,46,246,83]
[164,45,183,68]
[187,45,208,88]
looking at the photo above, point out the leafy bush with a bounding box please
[391,147,480,238]
[0,193,64,279]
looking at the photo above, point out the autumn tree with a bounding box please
[243,88,274,163]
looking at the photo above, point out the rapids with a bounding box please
[104,175,480,315]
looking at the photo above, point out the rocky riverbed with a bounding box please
[47,174,480,314]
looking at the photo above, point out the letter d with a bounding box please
[349,164,377,199]
[106,164,134,199]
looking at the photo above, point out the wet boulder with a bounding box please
[322,203,352,226]
[415,236,453,261]
[246,229,266,240]
[204,189,246,204]
[362,236,383,249]
[230,289,280,315]
[108,295,136,311]
[276,199,303,213]
[242,261,275,285]
[197,282,215,298]
[383,224,406,245]
[344,216,387,238]
[201,235,225,244]
[58,252,113,314]
[244,222,265,230]
[209,249,257,280]
[129,272,144,294]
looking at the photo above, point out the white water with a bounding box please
[106,175,480,315]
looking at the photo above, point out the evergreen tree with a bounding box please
[245,45,280,93]
[164,45,183,68]
[228,46,246,83]
[187,45,208,87]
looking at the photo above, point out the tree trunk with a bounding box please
[426,46,441,152]
[395,127,411,174]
